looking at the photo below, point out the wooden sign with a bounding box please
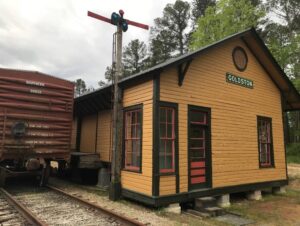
[226,72,253,89]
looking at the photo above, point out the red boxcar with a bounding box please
[0,68,74,185]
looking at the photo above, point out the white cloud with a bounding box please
[0,0,185,87]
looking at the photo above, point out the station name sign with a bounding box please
[226,72,253,89]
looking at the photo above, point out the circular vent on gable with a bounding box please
[232,47,248,72]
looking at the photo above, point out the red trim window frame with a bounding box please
[124,108,142,172]
[159,107,175,173]
[190,110,207,160]
[258,116,274,168]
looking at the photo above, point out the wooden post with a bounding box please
[87,9,148,201]
[109,26,123,201]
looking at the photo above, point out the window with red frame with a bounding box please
[159,107,175,173]
[258,116,274,167]
[124,108,142,172]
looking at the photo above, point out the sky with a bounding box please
[0,0,184,87]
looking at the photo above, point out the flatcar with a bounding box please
[0,68,74,186]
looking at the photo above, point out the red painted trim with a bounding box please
[87,11,111,24]
[126,19,149,30]
[191,161,205,168]
[191,169,205,176]
[191,176,206,184]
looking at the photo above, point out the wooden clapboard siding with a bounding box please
[159,38,286,191]
[80,114,97,153]
[160,176,176,195]
[96,110,112,162]
[121,80,153,196]
[71,118,77,150]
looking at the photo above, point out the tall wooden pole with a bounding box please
[109,26,123,200]
[87,9,148,201]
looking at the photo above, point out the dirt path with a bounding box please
[288,163,300,178]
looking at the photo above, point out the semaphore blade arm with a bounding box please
[88,11,111,24]
[126,19,149,30]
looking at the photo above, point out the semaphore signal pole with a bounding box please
[88,9,148,201]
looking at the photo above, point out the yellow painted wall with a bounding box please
[96,110,112,162]
[159,38,286,194]
[80,114,97,153]
[121,80,153,196]
[71,118,77,150]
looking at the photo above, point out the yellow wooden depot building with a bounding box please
[72,28,300,206]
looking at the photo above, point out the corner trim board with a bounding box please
[152,73,160,196]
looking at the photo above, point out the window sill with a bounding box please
[122,168,142,173]
[259,165,275,169]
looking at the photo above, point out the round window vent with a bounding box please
[232,47,248,71]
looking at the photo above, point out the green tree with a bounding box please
[74,78,87,97]
[190,0,265,50]
[123,39,147,76]
[266,0,300,32]
[149,0,190,65]
[191,0,216,26]
[262,0,300,144]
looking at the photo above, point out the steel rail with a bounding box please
[47,185,145,226]
[0,188,48,226]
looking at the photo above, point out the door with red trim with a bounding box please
[188,106,211,190]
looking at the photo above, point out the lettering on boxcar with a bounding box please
[29,124,50,129]
[26,80,45,87]
[30,89,42,94]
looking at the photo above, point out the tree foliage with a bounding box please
[123,39,147,76]
[190,0,265,50]
[74,78,87,97]
[191,0,216,25]
[149,0,190,65]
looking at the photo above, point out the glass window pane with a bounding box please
[260,143,267,163]
[167,124,173,138]
[165,155,172,169]
[136,124,141,138]
[159,140,165,153]
[160,108,166,122]
[190,139,204,148]
[132,111,136,124]
[160,123,166,138]
[190,125,204,138]
[137,110,141,124]
[166,140,173,154]
[167,109,173,123]
[159,155,165,169]
[191,111,206,124]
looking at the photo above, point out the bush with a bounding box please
[286,143,300,164]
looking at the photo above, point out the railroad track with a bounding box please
[0,189,38,226]
[0,185,144,226]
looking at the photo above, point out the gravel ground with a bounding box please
[7,186,121,226]
[48,178,216,226]
[0,193,30,226]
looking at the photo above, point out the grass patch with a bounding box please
[287,143,300,164]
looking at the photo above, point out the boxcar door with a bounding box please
[188,106,211,190]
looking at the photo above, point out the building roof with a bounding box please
[74,27,300,116]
